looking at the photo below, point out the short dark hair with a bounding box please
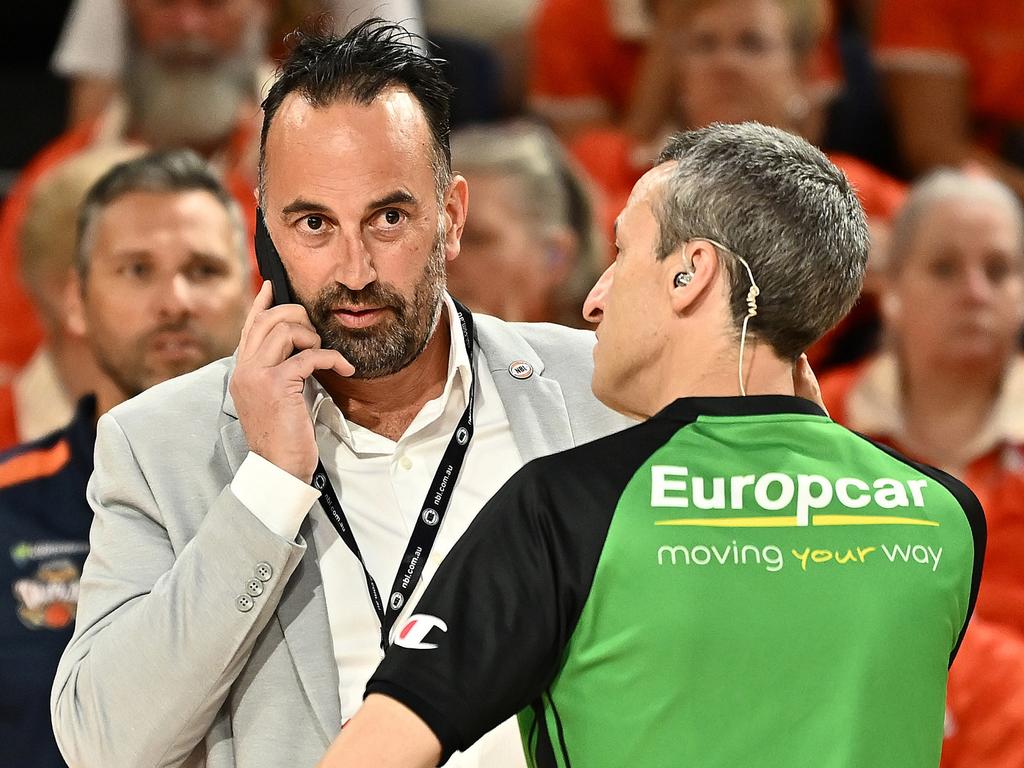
[655,122,869,361]
[76,149,247,277]
[258,18,454,202]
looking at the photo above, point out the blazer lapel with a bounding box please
[218,363,341,742]
[476,319,576,464]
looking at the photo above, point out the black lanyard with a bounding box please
[313,301,476,650]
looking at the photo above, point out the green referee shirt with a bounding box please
[368,396,985,767]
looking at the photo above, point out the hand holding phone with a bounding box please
[229,211,354,482]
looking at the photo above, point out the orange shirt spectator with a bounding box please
[528,0,646,136]
[821,354,1024,638]
[875,0,1024,138]
[875,0,1024,203]
[942,619,1024,768]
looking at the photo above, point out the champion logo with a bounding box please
[421,508,440,526]
[390,592,405,611]
[394,613,448,650]
[455,427,469,445]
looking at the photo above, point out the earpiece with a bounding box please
[674,272,693,288]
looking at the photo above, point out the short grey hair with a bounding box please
[888,169,1024,275]
[452,121,603,326]
[76,149,249,278]
[655,122,869,361]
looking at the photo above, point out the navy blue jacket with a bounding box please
[0,397,96,768]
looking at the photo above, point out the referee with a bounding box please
[320,123,985,768]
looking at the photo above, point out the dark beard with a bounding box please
[303,236,447,379]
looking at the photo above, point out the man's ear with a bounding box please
[64,268,88,338]
[668,240,719,315]
[443,174,469,263]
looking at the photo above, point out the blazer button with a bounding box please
[246,578,264,597]
[235,595,254,613]
[254,562,273,582]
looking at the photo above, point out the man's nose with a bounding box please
[582,264,614,324]
[157,273,195,319]
[170,1,211,38]
[963,264,995,303]
[332,232,378,291]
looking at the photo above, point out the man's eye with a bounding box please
[122,262,151,279]
[305,215,324,231]
[383,209,402,226]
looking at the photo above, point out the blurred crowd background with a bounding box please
[1,0,1024,765]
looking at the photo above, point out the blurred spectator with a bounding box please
[0,0,271,389]
[821,168,1024,766]
[0,145,143,452]
[820,170,1024,637]
[50,0,124,127]
[427,0,535,117]
[0,150,251,768]
[527,0,651,138]
[563,0,903,369]
[941,619,1024,768]
[570,0,902,226]
[875,0,1024,198]
[52,0,426,127]
[449,122,603,327]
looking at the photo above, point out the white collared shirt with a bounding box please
[232,294,526,766]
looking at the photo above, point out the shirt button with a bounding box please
[254,562,273,582]
[399,456,413,470]
[235,595,254,613]
[246,578,264,597]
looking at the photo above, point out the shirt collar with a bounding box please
[302,292,472,448]
[845,352,1024,458]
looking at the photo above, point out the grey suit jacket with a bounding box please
[51,315,631,768]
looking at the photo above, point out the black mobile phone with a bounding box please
[255,208,295,306]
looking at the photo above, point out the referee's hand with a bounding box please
[794,354,829,417]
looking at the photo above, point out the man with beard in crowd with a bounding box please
[50,21,630,768]
[0,149,251,768]
[0,0,269,392]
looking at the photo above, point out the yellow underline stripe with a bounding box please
[812,515,939,527]
[655,517,799,527]
[654,515,939,527]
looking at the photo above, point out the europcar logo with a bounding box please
[394,614,448,650]
[650,466,939,528]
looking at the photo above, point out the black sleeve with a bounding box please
[365,458,609,763]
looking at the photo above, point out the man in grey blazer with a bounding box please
[51,19,630,768]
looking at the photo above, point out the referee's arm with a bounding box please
[318,694,440,768]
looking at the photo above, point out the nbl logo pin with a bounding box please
[456,427,469,445]
[508,360,533,379]
[313,474,327,490]
[422,508,440,526]
[390,592,405,611]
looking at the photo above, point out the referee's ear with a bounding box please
[669,240,719,316]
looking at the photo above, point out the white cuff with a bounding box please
[231,452,321,541]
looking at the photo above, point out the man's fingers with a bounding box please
[248,322,322,365]
[241,304,318,359]
[239,281,274,350]
[794,354,829,417]
[287,348,355,380]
